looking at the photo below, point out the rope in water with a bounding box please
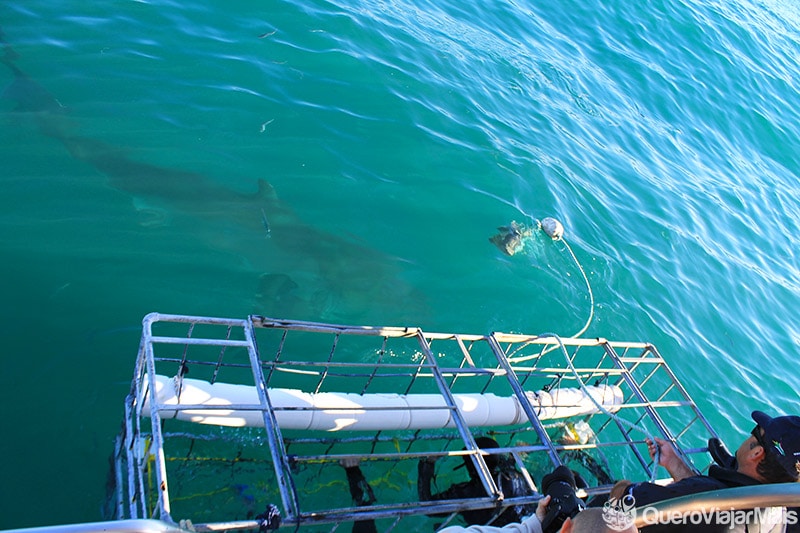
[503,218,594,364]
[507,216,660,480]
[539,218,595,340]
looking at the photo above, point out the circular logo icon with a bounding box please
[602,494,636,531]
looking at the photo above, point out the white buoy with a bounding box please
[541,217,564,240]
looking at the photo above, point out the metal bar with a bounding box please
[487,333,562,466]
[601,342,682,477]
[122,396,138,519]
[313,333,339,394]
[1,519,187,533]
[112,433,125,519]
[133,436,148,519]
[290,447,542,463]
[360,336,387,395]
[402,350,426,396]
[153,402,509,413]
[507,366,629,375]
[267,360,454,370]
[149,336,251,347]
[456,335,477,367]
[492,333,651,349]
[152,358,251,369]
[271,329,288,377]
[142,319,173,523]
[129,334,151,521]
[645,344,718,437]
[414,329,501,501]
[243,317,301,523]
[616,400,694,409]
[176,322,194,380]
[142,312,247,328]
[210,325,232,384]
[253,315,421,337]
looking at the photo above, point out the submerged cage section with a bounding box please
[108,312,719,531]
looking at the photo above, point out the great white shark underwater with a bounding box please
[0,27,424,323]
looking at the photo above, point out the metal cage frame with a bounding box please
[108,312,723,532]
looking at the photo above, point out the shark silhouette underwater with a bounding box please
[1,29,423,322]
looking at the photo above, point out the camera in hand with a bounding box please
[540,465,586,533]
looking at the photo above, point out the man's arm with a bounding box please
[418,458,437,501]
[417,459,484,501]
[436,497,549,533]
[437,515,543,533]
[343,465,376,507]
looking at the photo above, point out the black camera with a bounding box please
[540,466,586,533]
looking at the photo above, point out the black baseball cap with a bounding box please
[751,411,800,479]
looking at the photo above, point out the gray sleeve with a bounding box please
[435,514,543,533]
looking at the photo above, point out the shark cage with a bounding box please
[106,312,719,532]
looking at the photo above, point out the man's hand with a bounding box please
[609,479,632,502]
[647,437,695,481]
[534,494,552,522]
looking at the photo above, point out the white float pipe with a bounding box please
[143,375,623,431]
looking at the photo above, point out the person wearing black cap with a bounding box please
[610,410,800,532]
[417,437,538,527]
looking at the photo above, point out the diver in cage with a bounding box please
[417,437,538,527]
[340,457,378,533]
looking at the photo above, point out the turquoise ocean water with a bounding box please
[2,0,800,528]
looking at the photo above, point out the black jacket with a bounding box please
[631,466,790,532]
[632,465,760,506]
[417,458,537,526]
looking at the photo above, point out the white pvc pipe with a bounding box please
[143,375,623,431]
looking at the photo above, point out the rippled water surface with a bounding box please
[2,0,800,527]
